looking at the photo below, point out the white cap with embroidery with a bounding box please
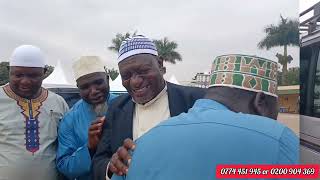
[72,56,106,80]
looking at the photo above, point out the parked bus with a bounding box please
[300,2,320,163]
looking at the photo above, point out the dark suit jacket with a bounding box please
[92,82,206,180]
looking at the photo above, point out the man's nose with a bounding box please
[20,77,32,85]
[89,85,99,95]
[130,74,143,88]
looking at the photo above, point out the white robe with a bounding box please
[132,85,170,140]
[0,84,69,180]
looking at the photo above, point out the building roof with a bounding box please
[277,85,299,95]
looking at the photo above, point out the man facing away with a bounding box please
[92,35,206,180]
[111,54,298,180]
[56,56,117,180]
[0,45,69,180]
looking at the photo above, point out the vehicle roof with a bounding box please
[42,83,77,89]
[300,2,320,47]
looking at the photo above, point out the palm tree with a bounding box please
[258,15,299,84]
[153,37,182,64]
[108,31,137,53]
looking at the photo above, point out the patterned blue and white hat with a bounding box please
[118,35,158,62]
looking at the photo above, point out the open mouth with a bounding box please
[19,87,32,92]
[132,85,150,96]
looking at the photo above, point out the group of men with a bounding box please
[0,35,298,180]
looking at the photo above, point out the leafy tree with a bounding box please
[285,67,299,85]
[0,62,9,85]
[104,67,119,81]
[258,15,299,84]
[277,67,299,86]
[108,33,182,65]
[153,37,182,64]
[44,65,54,79]
[108,31,137,53]
[0,62,54,86]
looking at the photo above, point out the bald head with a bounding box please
[205,86,278,119]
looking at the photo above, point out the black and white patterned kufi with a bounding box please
[118,35,158,62]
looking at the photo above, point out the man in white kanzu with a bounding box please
[0,45,69,180]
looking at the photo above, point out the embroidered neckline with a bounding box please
[3,84,48,103]
[2,84,48,154]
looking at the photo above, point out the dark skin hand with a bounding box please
[109,138,135,176]
[88,116,105,150]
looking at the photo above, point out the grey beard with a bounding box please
[93,102,108,117]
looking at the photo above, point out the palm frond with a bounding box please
[154,37,182,64]
[258,16,299,50]
[108,31,137,53]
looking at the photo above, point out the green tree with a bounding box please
[277,67,299,86]
[258,15,299,84]
[153,37,182,64]
[108,31,137,53]
[0,62,9,85]
[104,67,119,81]
[108,33,182,64]
[44,65,54,79]
[0,62,54,86]
[285,67,299,85]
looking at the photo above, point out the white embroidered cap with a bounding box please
[72,56,106,80]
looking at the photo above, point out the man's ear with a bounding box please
[157,56,166,75]
[160,66,166,75]
[157,56,164,67]
[253,92,268,117]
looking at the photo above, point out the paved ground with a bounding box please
[277,113,299,136]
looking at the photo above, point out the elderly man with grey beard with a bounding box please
[56,56,117,180]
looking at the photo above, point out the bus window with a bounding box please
[313,50,320,117]
[300,47,312,115]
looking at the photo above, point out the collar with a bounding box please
[3,84,48,102]
[192,99,229,111]
[134,84,168,108]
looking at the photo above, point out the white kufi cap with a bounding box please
[10,45,46,68]
[72,56,106,80]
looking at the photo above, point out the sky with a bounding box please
[0,0,301,84]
